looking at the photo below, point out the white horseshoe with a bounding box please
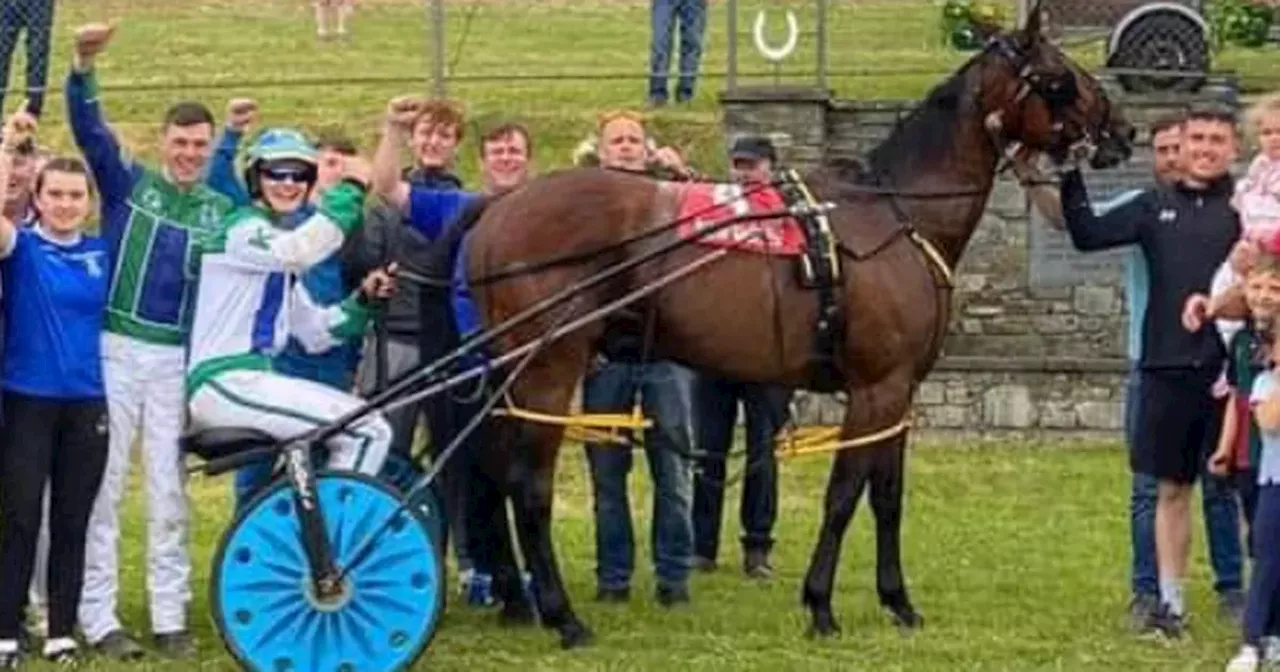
[753,9,799,63]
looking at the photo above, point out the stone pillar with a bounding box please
[719,86,832,172]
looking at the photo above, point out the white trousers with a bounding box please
[79,334,191,643]
[187,368,390,479]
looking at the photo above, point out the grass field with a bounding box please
[77,440,1244,671]
[0,0,1266,669]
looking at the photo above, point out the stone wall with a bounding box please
[719,78,1238,438]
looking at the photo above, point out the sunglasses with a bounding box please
[259,163,315,184]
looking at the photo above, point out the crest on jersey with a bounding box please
[141,188,163,212]
[1158,209,1177,223]
[248,227,273,251]
[71,250,105,278]
[200,202,222,228]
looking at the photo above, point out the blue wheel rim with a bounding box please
[380,452,445,545]
[212,473,443,672]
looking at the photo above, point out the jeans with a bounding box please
[0,0,54,118]
[583,360,696,590]
[1244,485,1280,645]
[1125,370,1243,598]
[692,378,791,561]
[649,0,707,103]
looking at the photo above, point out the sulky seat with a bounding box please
[180,427,279,463]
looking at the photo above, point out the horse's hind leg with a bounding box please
[467,447,535,624]
[868,432,922,630]
[801,443,871,637]
[507,420,593,649]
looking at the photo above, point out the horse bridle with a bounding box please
[985,34,1103,168]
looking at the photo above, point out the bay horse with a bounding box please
[462,11,1134,649]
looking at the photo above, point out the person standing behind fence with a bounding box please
[0,111,109,667]
[648,0,707,107]
[314,0,356,41]
[0,0,54,118]
[691,136,793,580]
[1061,104,1241,639]
[67,22,233,661]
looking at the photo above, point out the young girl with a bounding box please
[0,112,109,666]
[1225,251,1280,671]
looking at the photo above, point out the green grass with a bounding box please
[0,1,1265,669]
[71,440,1243,671]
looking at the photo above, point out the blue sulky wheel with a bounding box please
[379,451,446,546]
[211,471,444,672]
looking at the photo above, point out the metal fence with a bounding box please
[0,0,1276,168]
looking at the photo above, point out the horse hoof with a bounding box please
[889,607,924,632]
[500,600,538,627]
[559,622,595,650]
[807,613,842,639]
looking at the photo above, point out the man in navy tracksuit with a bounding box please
[1061,105,1241,638]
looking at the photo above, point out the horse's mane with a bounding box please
[862,53,983,179]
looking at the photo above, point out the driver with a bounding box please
[185,128,394,479]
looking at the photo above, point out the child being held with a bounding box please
[1210,95,1280,394]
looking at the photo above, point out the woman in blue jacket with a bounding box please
[0,112,109,666]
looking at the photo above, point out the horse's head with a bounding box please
[973,0,1134,170]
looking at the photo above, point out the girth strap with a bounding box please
[777,169,845,392]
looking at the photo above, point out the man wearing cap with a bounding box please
[727,136,777,184]
[691,136,793,579]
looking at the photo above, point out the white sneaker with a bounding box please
[1227,645,1260,672]
[1263,637,1280,666]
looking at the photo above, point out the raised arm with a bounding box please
[0,113,36,258]
[373,96,428,213]
[65,23,134,207]
[205,98,259,207]
[1059,169,1149,251]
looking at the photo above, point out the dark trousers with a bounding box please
[692,378,791,561]
[648,0,707,102]
[356,335,476,571]
[0,392,108,640]
[1244,485,1280,645]
[583,361,697,590]
[0,0,55,118]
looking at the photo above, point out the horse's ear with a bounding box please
[1022,0,1044,41]
[972,17,1004,42]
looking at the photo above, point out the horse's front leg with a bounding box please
[801,438,870,637]
[802,378,912,638]
[868,432,922,630]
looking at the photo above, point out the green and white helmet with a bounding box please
[244,128,319,199]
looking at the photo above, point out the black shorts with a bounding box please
[1131,369,1225,485]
